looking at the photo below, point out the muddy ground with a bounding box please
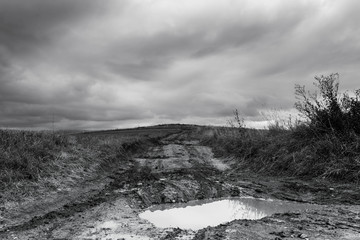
[1,131,360,239]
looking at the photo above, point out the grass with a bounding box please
[0,127,176,203]
[0,130,70,184]
[199,122,360,183]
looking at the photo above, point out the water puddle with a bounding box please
[139,197,316,230]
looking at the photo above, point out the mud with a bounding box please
[1,131,360,239]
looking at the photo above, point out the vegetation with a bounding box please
[203,74,360,182]
[0,130,70,184]
[0,129,168,202]
[295,73,360,136]
[227,109,245,131]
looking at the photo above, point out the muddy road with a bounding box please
[1,132,360,239]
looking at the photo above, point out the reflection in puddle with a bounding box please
[139,197,316,230]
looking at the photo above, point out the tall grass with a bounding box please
[0,130,70,184]
[203,74,360,182]
[202,126,360,182]
[0,129,153,190]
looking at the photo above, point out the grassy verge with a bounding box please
[200,126,360,183]
[0,128,164,202]
[199,75,360,183]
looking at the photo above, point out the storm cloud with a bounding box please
[1,0,360,129]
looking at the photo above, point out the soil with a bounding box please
[1,131,360,239]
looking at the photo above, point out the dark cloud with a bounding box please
[0,0,111,54]
[98,1,313,80]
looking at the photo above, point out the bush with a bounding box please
[295,73,360,136]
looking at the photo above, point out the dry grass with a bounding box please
[201,125,360,183]
[0,129,161,203]
[200,75,360,183]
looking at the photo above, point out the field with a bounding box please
[0,124,360,239]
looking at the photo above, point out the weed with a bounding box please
[227,109,246,132]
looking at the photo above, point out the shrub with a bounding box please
[295,73,360,136]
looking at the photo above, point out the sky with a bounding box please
[1,0,360,130]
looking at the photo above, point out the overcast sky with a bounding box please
[1,0,359,130]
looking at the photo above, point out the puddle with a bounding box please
[139,197,316,230]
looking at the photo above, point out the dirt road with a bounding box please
[1,132,360,239]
